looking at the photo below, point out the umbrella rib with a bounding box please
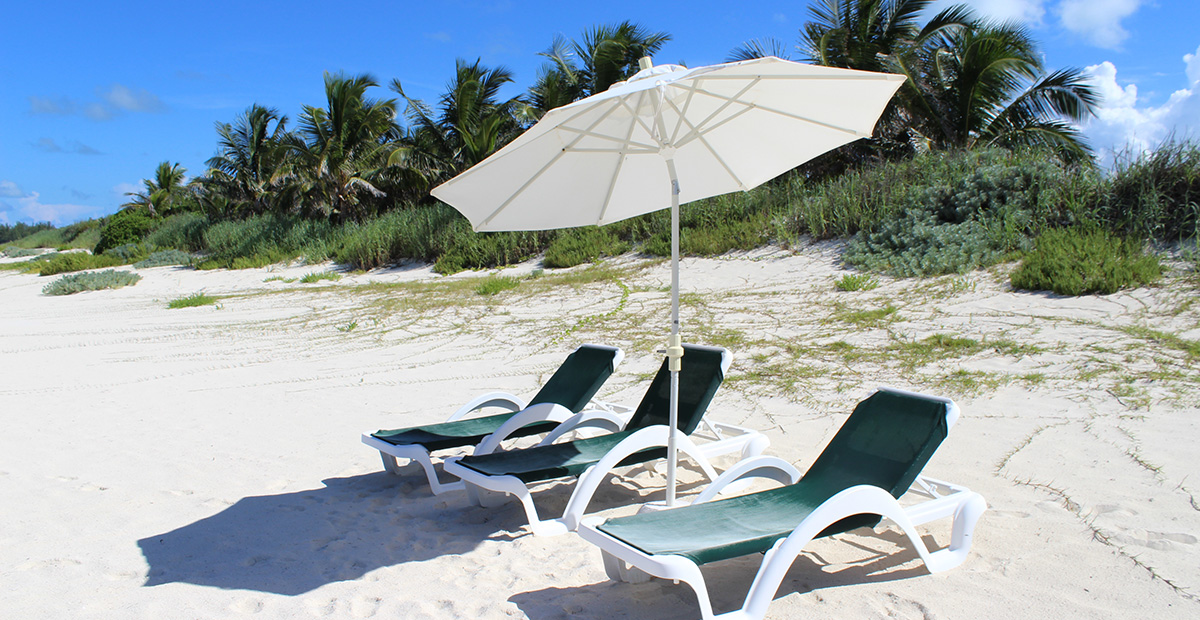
[615,96,662,148]
[686,84,871,137]
[668,81,699,146]
[476,100,624,230]
[665,77,761,147]
[663,97,751,191]
[695,73,901,81]
[672,105,754,150]
[558,126,659,151]
[596,91,644,225]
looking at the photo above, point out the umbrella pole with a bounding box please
[665,157,682,508]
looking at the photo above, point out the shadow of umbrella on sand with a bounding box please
[137,473,516,595]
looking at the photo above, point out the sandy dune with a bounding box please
[1,246,1197,619]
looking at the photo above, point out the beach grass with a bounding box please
[167,292,219,308]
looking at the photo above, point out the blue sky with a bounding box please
[2,0,1198,226]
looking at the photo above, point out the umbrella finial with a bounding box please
[638,56,653,71]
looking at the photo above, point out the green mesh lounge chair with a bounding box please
[442,345,769,536]
[576,387,987,620]
[361,344,625,494]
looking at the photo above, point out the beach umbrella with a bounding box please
[432,56,904,506]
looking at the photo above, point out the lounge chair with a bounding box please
[361,344,625,494]
[442,344,769,536]
[576,387,987,620]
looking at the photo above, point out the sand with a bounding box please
[1,246,1197,619]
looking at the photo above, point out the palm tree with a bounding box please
[123,161,191,216]
[904,22,1100,162]
[526,21,671,117]
[758,0,1097,164]
[203,104,292,216]
[290,72,406,220]
[394,58,524,182]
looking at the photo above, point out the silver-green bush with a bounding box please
[42,270,142,296]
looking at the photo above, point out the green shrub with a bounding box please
[1010,228,1163,295]
[42,269,141,295]
[1099,140,1200,240]
[135,250,193,268]
[0,222,53,244]
[36,252,125,276]
[299,270,342,283]
[168,292,218,308]
[95,209,157,254]
[543,227,628,268]
[102,242,151,262]
[842,150,1064,276]
[835,273,879,291]
[200,213,341,268]
[475,275,521,295]
[145,212,209,251]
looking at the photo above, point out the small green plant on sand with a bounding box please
[337,319,359,332]
[168,292,218,308]
[263,275,297,283]
[835,273,879,291]
[42,270,141,295]
[1010,228,1162,295]
[475,275,521,295]
[299,271,342,283]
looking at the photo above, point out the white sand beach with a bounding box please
[1,246,1197,619]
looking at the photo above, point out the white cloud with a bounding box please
[1083,49,1200,166]
[33,138,102,155]
[926,0,1047,25]
[27,83,164,120]
[112,182,140,198]
[99,84,165,113]
[0,192,109,226]
[0,180,21,197]
[1058,0,1143,49]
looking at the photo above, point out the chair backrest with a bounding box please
[527,344,622,412]
[625,344,729,434]
[801,389,950,498]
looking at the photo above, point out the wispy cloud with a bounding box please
[28,83,167,120]
[0,192,109,226]
[33,138,102,155]
[1083,45,1200,166]
[100,84,166,113]
[1058,0,1143,49]
[0,180,22,197]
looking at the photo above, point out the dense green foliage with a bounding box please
[0,222,53,244]
[35,252,126,276]
[1096,140,1200,240]
[95,209,158,255]
[42,270,142,295]
[1010,228,1162,295]
[135,250,194,269]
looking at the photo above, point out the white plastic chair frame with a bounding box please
[575,387,988,620]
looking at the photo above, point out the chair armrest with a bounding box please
[692,456,802,505]
[445,391,527,422]
[472,402,574,455]
[535,409,629,447]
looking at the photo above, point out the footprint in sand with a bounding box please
[349,596,381,618]
[1091,503,1137,517]
[231,597,264,614]
[1113,530,1198,550]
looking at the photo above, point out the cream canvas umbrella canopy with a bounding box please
[432,56,904,506]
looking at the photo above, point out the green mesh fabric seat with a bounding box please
[455,344,726,482]
[371,344,620,451]
[595,390,949,565]
[575,387,987,620]
[440,345,762,537]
